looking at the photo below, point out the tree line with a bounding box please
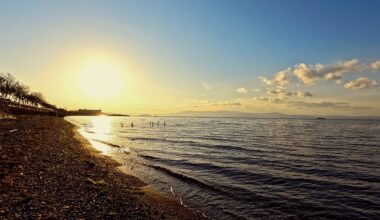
[0,73,57,110]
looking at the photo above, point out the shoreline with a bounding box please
[0,116,206,219]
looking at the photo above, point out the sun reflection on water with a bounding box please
[91,115,113,136]
[80,116,115,155]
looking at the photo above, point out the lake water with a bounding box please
[65,116,380,219]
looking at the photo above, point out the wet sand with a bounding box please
[0,116,206,219]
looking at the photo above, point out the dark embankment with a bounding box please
[0,116,206,219]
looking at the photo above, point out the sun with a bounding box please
[79,62,124,99]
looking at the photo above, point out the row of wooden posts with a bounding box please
[120,121,166,128]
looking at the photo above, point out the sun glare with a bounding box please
[79,62,124,99]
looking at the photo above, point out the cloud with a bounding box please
[343,77,378,90]
[273,69,290,86]
[253,97,269,101]
[259,76,273,85]
[266,88,313,99]
[260,68,291,87]
[286,101,370,110]
[237,87,248,94]
[253,88,260,92]
[370,60,380,70]
[293,59,359,85]
[259,58,380,87]
[186,99,243,108]
[253,97,285,103]
[212,101,241,106]
[287,101,348,108]
[295,91,313,97]
[202,82,211,91]
[254,97,369,110]
[266,88,293,99]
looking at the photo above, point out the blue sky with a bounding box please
[0,0,379,115]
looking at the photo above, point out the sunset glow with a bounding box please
[79,61,124,100]
[1,1,380,220]
[0,1,379,116]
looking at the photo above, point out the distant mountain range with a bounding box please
[164,110,380,120]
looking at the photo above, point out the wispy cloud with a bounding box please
[212,101,242,106]
[236,87,248,94]
[253,97,284,103]
[253,96,269,101]
[295,91,313,97]
[254,97,369,110]
[286,101,370,110]
[266,88,293,99]
[266,88,313,99]
[187,99,242,108]
[344,77,378,90]
[202,81,211,91]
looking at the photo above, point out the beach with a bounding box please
[0,116,206,219]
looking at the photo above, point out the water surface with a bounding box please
[66,116,380,219]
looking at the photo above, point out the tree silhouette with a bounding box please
[0,72,57,111]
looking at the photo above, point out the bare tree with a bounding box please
[0,72,57,110]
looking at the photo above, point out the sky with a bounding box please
[0,0,379,115]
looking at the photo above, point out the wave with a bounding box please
[138,150,380,190]
[138,152,379,201]
[138,154,226,171]
[68,116,380,220]
[141,163,224,193]
[139,154,158,160]
[91,139,122,148]
[220,209,250,220]
[135,159,268,203]
[129,136,255,153]
[130,137,197,145]
[196,135,239,142]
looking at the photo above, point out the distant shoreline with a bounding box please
[164,110,380,120]
[138,115,380,121]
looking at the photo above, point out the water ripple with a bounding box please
[66,116,380,220]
